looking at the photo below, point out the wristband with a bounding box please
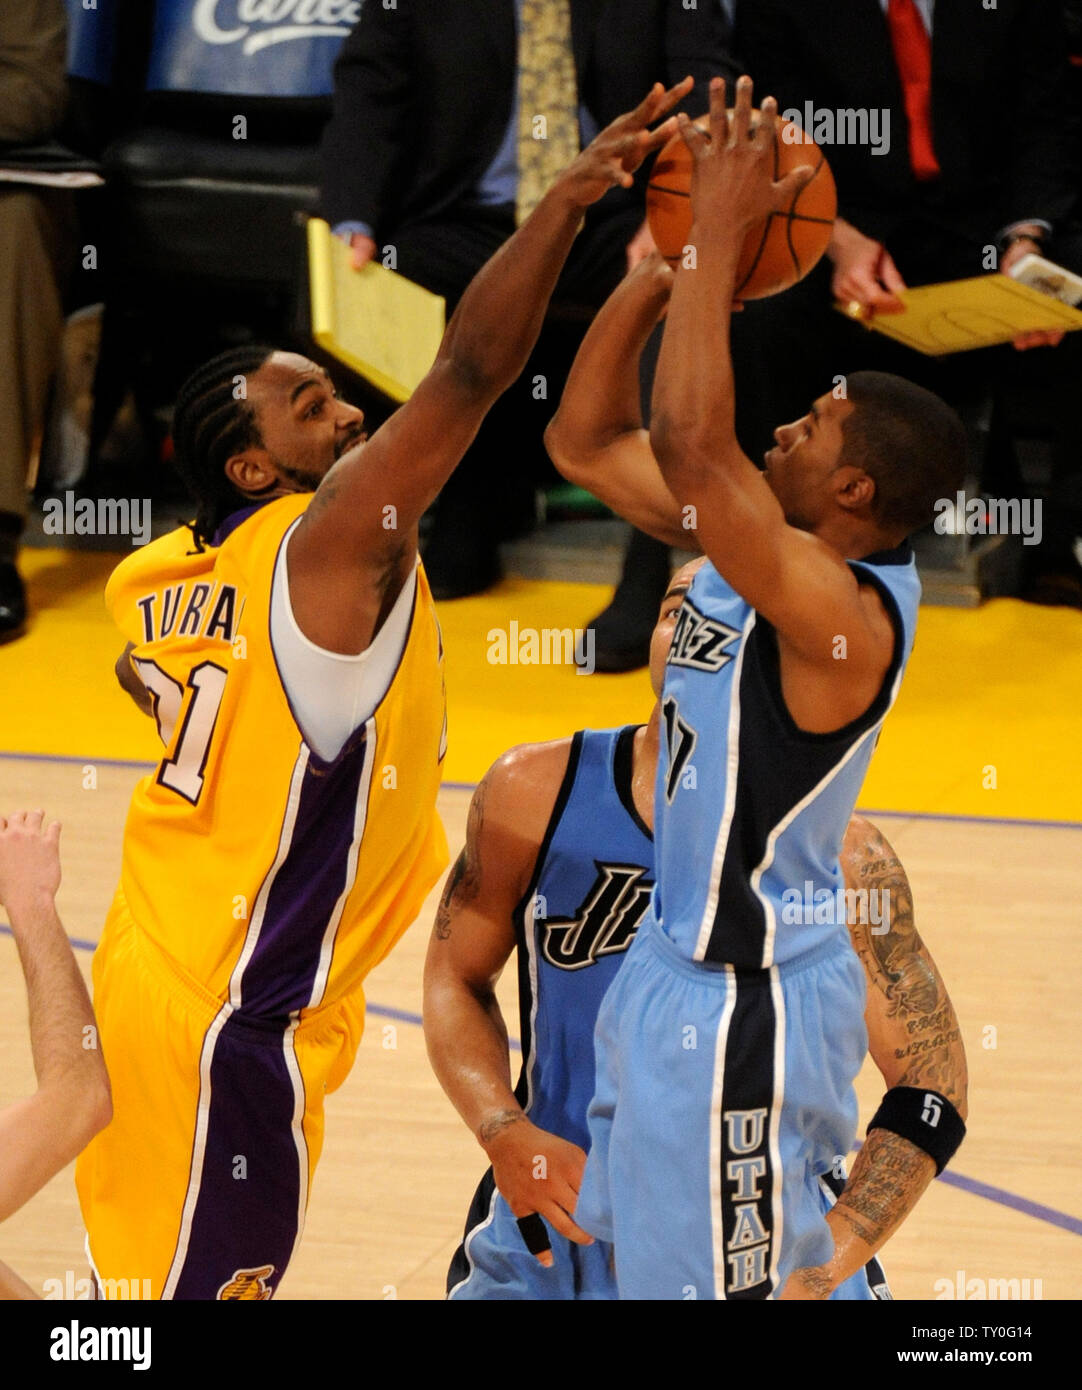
[867,1087,965,1174]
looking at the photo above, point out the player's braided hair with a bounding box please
[171,344,277,547]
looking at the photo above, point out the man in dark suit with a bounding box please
[0,0,75,641]
[321,0,736,601]
[734,0,1082,604]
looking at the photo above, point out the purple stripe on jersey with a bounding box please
[210,501,273,547]
[238,728,370,1019]
[171,1015,302,1300]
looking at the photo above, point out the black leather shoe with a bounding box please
[0,562,27,643]
[1019,565,1082,610]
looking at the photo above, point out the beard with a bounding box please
[266,454,330,493]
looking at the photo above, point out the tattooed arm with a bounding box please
[423,739,594,1261]
[780,815,968,1299]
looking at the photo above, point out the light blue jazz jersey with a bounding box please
[655,545,921,967]
[578,547,919,1300]
[448,726,653,1300]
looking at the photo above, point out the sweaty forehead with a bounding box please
[250,353,327,401]
[664,555,707,602]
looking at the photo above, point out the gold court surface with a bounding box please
[0,546,1080,1299]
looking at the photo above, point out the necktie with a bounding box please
[516,0,581,225]
[886,0,940,181]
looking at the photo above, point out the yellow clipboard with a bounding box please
[840,274,1082,356]
[307,218,446,402]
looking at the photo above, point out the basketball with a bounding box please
[646,111,837,300]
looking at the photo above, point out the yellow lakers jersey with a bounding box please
[104,494,449,1015]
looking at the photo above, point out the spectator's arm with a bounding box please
[0,0,68,146]
[319,3,415,235]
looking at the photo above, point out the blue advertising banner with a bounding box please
[65,0,119,84]
[145,0,361,96]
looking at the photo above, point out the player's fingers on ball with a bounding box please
[732,75,754,142]
[708,75,728,144]
[652,74,694,123]
[676,112,707,156]
[46,820,61,847]
[630,80,665,127]
[774,164,815,207]
[756,95,779,148]
[643,114,679,153]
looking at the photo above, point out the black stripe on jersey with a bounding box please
[820,1169,892,1299]
[852,540,913,567]
[719,969,776,1299]
[613,724,653,841]
[702,576,908,967]
[510,733,584,1114]
[446,1166,498,1296]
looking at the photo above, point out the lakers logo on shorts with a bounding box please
[217,1265,275,1300]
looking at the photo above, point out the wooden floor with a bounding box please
[1,753,1079,1300]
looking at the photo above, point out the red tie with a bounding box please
[886,0,940,181]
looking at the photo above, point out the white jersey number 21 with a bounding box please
[134,658,229,805]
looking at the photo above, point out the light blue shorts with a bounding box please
[578,915,885,1300]
[447,1168,617,1300]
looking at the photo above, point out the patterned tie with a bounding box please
[516,0,581,225]
[886,0,940,181]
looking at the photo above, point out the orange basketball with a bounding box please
[646,112,837,300]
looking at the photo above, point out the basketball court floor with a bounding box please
[1,545,1079,1300]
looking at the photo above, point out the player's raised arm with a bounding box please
[0,814,112,1241]
[544,253,693,549]
[649,78,891,671]
[780,818,968,1299]
[287,81,692,640]
[423,745,594,1265]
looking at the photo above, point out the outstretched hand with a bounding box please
[677,75,815,238]
[560,77,694,210]
[0,811,61,921]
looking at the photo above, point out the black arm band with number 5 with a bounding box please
[867,1087,966,1175]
